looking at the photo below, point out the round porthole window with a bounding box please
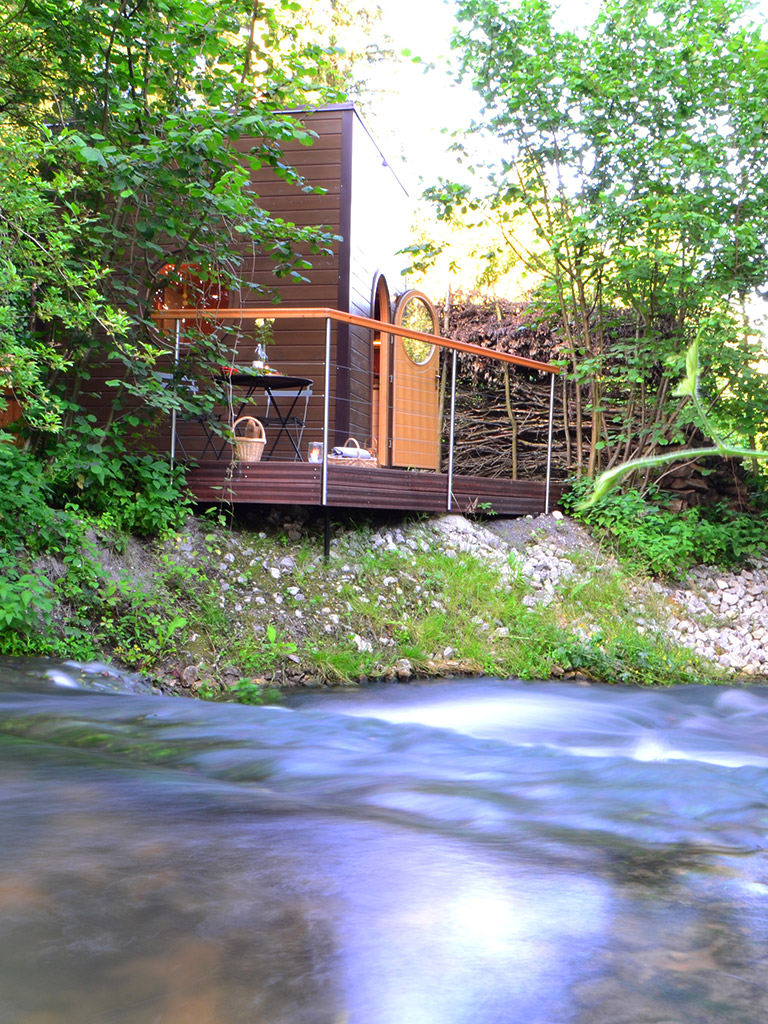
[153,263,229,340]
[398,295,436,365]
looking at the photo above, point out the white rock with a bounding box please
[352,634,373,653]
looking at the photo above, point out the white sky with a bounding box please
[362,0,603,189]
[364,0,768,190]
[356,0,768,318]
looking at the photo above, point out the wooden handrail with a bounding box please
[150,305,561,375]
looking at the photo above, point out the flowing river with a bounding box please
[2,657,768,1024]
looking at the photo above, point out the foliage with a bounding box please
[0,129,131,431]
[0,0,358,626]
[238,623,298,675]
[0,443,93,648]
[423,0,768,479]
[38,420,192,537]
[294,0,393,111]
[97,577,188,672]
[584,336,768,507]
[564,481,768,577]
[0,0,343,462]
[0,439,191,657]
[228,679,283,705]
[552,625,704,688]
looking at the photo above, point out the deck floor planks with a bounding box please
[186,461,563,515]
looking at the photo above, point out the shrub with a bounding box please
[564,482,768,577]
[0,436,192,656]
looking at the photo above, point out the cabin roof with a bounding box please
[279,102,409,199]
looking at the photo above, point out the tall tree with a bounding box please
[296,0,392,110]
[0,0,341,432]
[431,0,768,477]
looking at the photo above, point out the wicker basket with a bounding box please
[232,416,266,463]
[327,436,379,468]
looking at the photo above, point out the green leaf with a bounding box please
[79,146,108,167]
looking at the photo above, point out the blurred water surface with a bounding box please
[2,657,768,1023]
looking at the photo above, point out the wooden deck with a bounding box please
[187,461,563,515]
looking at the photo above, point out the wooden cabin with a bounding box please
[152,104,562,516]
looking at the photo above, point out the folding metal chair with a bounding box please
[159,373,222,461]
[262,385,313,460]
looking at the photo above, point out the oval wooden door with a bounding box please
[391,291,440,470]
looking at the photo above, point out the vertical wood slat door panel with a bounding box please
[391,291,441,471]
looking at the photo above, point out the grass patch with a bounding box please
[1,506,726,691]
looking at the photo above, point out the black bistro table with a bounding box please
[225,372,313,461]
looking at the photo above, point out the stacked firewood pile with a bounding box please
[440,297,753,510]
[438,296,561,372]
[446,370,570,480]
[439,297,570,481]
[653,440,751,510]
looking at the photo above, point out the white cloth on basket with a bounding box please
[331,446,372,459]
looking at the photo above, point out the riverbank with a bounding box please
[127,509,767,696]
[13,506,768,694]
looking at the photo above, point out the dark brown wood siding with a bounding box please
[230,109,346,458]
[227,106,409,458]
[75,106,412,467]
[75,109,346,456]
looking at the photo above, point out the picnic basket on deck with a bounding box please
[327,436,378,468]
[232,416,266,463]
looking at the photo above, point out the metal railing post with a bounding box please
[322,316,331,508]
[170,317,181,468]
[447,349,457,511]
[545,372,555,514]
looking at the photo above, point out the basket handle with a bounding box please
[232,416,265,440]
[342,437,361,450]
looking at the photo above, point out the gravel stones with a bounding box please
[429,513,768,679]
[166,511,767,686]
[661,560,768,677]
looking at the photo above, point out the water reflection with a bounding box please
[2,663,768,1022]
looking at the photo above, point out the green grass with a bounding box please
[0,508,725,691]
[285,538,713,687]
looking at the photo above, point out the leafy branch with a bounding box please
[582,331,768,507]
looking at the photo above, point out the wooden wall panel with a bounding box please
[79,107,417,465]
[233,108,345,452]
[236,108,344,310]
